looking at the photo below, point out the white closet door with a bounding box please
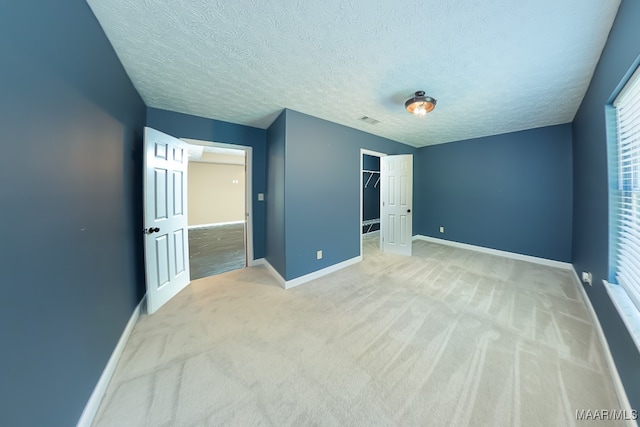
[381,154,413,256]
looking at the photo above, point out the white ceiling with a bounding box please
[87,0,620,147]
[184,139,245,164]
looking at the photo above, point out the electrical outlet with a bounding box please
[317,250,323,260]
[439,226,445,233]
[582,271,593,286]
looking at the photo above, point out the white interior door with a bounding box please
[381,154,413,256]
[143,127,190,314]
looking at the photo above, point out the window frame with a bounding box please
[609,63,640,314]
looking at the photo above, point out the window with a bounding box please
[611,64,640,312]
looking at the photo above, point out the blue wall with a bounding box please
[572,0,640,408]
[266,111,287,276]
[415,124,573,262]
[0,1,146,426]
[282,110,417,280]
[146,108,267,259]
[0,0,634,422]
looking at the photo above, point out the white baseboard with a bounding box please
[188,220,245,229]
[247,257,261,267]
[253,258,286,288]
[76,296,145,427]
[412,235,572,270]
[570,271,636,427]
[254,256,362,289]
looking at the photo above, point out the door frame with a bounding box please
[182,138,255,266]
[360,148,387,257]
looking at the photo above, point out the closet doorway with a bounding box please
[184,139,253,280]
[360,149,386,255]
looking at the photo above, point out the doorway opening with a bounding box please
[183,138,253,280]
[360,149,386,257]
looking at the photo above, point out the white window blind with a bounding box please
[613,65,640,312]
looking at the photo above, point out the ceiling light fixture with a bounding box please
[405,91,437,116]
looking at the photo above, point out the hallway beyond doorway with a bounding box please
[188,223,245,280]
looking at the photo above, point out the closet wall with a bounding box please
[362,154,381,234]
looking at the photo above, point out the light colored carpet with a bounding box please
[92,240,623,426]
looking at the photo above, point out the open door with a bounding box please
[381,154,413,256]
[143,127,190,314]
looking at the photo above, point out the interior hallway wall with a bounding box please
[265,111,287,276]
[0,2,146,426]
[188,162,245,226]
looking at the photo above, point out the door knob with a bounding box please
[407,209,411,213]
[144,227,160,234]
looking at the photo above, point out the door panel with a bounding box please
[173,171,184,215]
[173,229,186,275]
[158,236,170,287]
[144,127,191,314]
[154,169,167,219]
[381,154,413,256]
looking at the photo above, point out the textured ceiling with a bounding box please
[87,0,620,147]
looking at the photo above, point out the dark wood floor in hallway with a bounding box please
[188,223,245,280]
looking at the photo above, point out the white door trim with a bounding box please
[360,149,387,258]
[182,138,254,266]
